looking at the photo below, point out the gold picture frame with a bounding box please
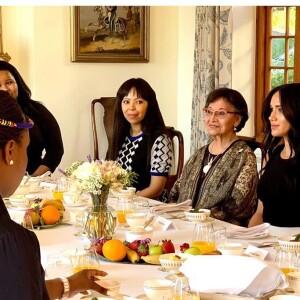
[71,6,150,63]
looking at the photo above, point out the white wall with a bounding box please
[2,6,256,174]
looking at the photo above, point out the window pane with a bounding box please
[288,69,294,83]
[288,7,296,35]
[272,7,286,35]
[271,69,285,88]
[271,38,285,67]
[288,38,294,67]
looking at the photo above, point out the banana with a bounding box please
[126,248,140,263]
[141,254,161,265]
[39,199,65,211]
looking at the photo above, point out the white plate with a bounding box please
[227,232,269,239]
[5,204,29,211]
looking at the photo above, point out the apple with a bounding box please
[184,247,201,255]
[25,208,40,225]
[149,244,163,255]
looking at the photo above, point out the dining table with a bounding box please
[6,192,300,300]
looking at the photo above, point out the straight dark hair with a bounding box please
[107,78,169,170]
[261,83,300,189]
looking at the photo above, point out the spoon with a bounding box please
[143,216,155,228]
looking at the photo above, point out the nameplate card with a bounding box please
[153,216,177,231]
[244,245,269,260]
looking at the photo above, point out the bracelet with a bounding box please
[59,277,70,299]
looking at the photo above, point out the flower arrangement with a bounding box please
[64,158,136,196]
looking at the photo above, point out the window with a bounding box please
[255,6,300,141]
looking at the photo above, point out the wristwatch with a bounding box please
[60,277,70,299]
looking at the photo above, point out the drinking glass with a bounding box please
[213,226,227,248]
[73,249,101,273]
[45,253,73,279]
[274,249,298,276]
[115,198,135,224]
[133,199,150,215]
[191,223,216,254]
[163,278,192,300]
[53,178,69,201]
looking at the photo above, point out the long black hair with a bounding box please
[261,83,300,188]
[108,78,169,167]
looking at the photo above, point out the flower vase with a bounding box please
[85,191,116,241]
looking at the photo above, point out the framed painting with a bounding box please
[71,6,150,63]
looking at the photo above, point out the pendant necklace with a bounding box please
[202,140,238,175]
[203,153,219,174]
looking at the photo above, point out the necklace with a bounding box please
[203,153,219,174]
[202,139,238,175]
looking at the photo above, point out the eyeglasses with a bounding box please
[202,108,239,119]
[0,115,34,129]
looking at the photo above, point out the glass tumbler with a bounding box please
[274,249,298,276]
[191,223,216,254]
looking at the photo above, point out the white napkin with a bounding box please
[180,255,288,297]
[150,199,192,214]
[227,223,270,239]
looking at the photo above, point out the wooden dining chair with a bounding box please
[91,97,184,192]
[91,97,116,160]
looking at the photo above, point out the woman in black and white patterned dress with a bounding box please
[108,78,173,200]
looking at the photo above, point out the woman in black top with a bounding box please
[0,91,108,299]
[249,83,300,227]
[0,61,64,176]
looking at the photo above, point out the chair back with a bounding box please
[91,97,116,160]
[164,126,184,194]
[91,97,184,193]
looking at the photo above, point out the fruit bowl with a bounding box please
[159,253,191,271]
[278,236,300,252]
[184,208,211,223]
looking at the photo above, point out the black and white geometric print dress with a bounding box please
[117,133,173,191]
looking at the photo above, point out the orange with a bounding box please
[40,205,61,225]
[102,239,126,262]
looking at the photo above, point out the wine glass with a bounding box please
[45,253,73,279]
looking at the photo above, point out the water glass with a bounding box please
[133,199,150,215]
[46,253,73,279]
[213,226,227,247]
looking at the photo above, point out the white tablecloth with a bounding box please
[6,196,300,299]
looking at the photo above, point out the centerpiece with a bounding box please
[64,157,136,240]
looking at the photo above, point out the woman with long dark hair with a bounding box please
[249,83,300,227]
[108,78,173,200]
[0,61,63,176]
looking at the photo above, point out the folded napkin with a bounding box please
[227,223,270,239]
[150,199,192,214]
[180,255,287,297]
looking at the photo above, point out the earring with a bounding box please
[9,160,14,165]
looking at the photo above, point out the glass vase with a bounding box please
[84,191,116,241]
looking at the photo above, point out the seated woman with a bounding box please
[0,61,64,176]
[169,88,258,227]
[107,78,173,200]
[249,83,300,227]
[0,91,107,299]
